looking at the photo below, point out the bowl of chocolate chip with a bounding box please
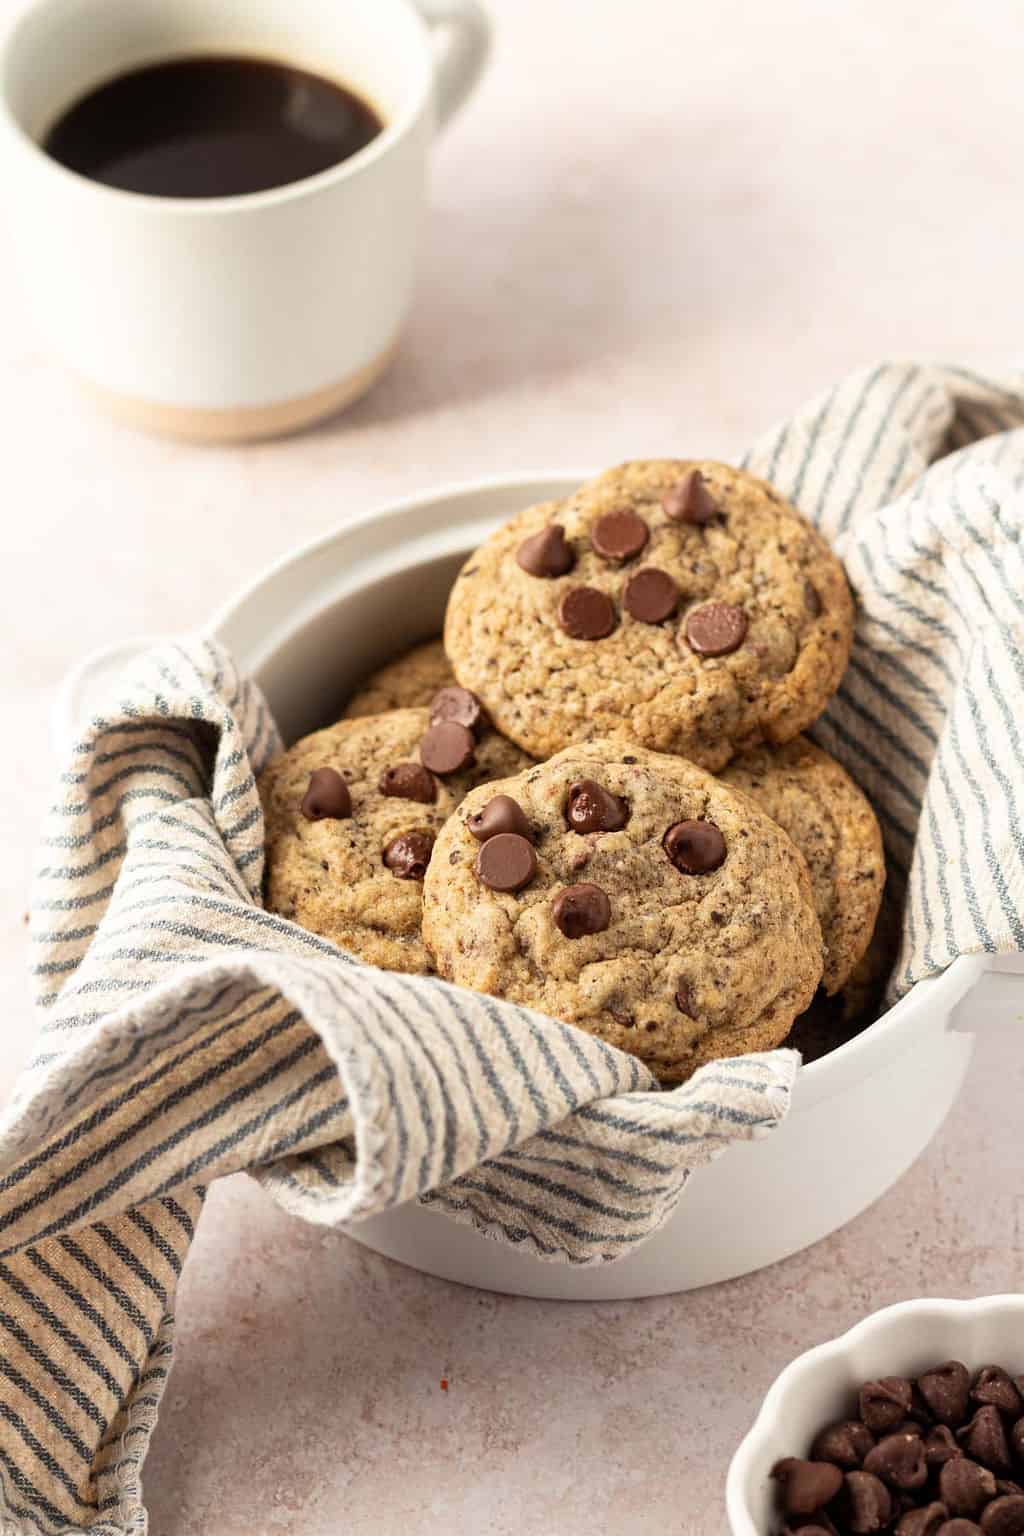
[727,1295,1024,1536]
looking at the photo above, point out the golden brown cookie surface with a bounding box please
[343,638,454,719]
[721,736,885,994]
[444,461,853,769]
[260,707,530,973]
[422,740,823,1082]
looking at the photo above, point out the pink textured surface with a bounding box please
[2,0,1024,1530]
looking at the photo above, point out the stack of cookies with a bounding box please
[259,461,887,1084]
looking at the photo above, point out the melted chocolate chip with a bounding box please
[623,567,679,623]
[662,468,718,524]
[552,883,611,938]
[383,830,434,880]
[516,524,574,577]
[475,832,537,893]
[675,980,693,1014]
[430,685,484,733]
[420,720,475,775]
[663,819,727,875]
[684,601,748,656]
[591,508,649,562]
[468,794,531,843]
[805,579,823,616]
[558,585,617,640]
[300,766,351,821]
[379,762,437,803]
[565,779,629,834]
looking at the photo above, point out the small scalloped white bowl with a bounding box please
[727,1294,1024,1534]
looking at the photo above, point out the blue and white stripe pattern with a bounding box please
[744,362,1024,991]
[1,361,1021,1532]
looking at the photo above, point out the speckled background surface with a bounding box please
[2,0,1023,1529]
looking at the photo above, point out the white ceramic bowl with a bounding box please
[727,1294,1024,1535]
[55,475,1020,1299]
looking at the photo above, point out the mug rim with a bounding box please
[0,0,434,214]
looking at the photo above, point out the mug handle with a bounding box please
[412,0,492,130]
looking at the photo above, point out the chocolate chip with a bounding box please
[430,686,484,733]
[920,1365,972,1428]
[301,766,351,821]
[958,1409,1012,1473]
[420,721,475,775]
[773,1460,844,1517]
[552,883,611,939]
[663,819,727,875]
[785,1518,840,1536]
[981,1499,1024,1536]
[383,830,435,880]
[940,1458,998,1516]
[864,1434,928,1491]
[897,1505,951,1536]
[675,979,693,1015]
[804,579,823,616]
[558,586,617,640]
[475,832,537,893]
[812,1421,876,1470]
[516,524,573,577]
[842,1471,893,1532]
[861,1379,915,1435]
[925,1426,964,1466]
[684,600,748,657]
[972,1369,1023,1420]
[623,567,679,623]
[379,762,437,803]
[468,795,531,843]
[662,468,718,524]
[565,779,629,834]
[935,1523,984,1536]
[591,508,649,562]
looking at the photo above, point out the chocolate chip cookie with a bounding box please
[260,702,530,972]
[444,461,854,769]
[422,740,823,1082]
[720,736,885,994]
[343,638,454,719]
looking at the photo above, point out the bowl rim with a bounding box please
[726,1293,1024,1535]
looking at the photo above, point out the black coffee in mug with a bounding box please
[42,55,383,198]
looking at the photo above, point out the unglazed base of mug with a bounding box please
[79,343,398,444]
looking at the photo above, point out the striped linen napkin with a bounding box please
[3,361,1023,1534]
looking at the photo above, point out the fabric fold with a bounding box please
[2,361,1023,1533]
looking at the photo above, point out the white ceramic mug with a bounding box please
[0,0,491,442]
